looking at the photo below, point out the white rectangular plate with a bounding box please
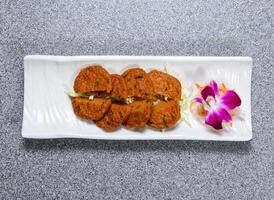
[22,55,252,141]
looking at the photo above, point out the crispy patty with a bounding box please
[74,65,112,94]
[122,68,154,99]
[96,104,131,131]
[123,101,152,129]
[110,74,128,99]
[72,98,111,120]
[148,100,181,129]
[148,70,181,100]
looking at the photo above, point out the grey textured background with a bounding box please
[0,0,273,199]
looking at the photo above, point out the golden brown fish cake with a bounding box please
[110,74,128,99]
[123,101,152,129]
[72,98,111,121]
[148,70,181,100]
[74,65,112,94]
[96,104,131,131]
[148,100,181,129]
[122,68,154,99]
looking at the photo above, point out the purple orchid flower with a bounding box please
[193,80,241,130]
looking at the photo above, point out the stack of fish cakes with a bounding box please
[71,65,181,131]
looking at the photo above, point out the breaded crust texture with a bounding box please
[124,101,152,129]
[148,100,181,129]
[148,70,181,100]
[110,74,128,99]
[74,65,112,93]
[122,68,154,99]
[72,98,111,120]
[96,104,131,131]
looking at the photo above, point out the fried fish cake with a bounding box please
[122,68,154,99]
[74,65,112,94]
[148,70,181,100]
[96,104,131,131]
[72,98,111,120]
[124,101,152,129]
[110,74,128,99]
[148,100,181,129]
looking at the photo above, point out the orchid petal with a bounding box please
[193,97,203,103]
[205,107,232,130]
[201,86,215,101]
[210,80,219,95]
[220,90,241,109]
[205,111,223,130]
[216,107,232,122]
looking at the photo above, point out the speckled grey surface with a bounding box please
[0,0,274,199]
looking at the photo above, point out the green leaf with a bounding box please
[65,90,90,98]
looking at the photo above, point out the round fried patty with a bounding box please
[72,98,111,120]
[96,104,131,131]
[122,68,154,99]
[74,65,112,94]
[148,70,181,100]
[123,100,152,129]
[148,100,181,129]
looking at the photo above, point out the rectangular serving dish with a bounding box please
[22,55,252,141]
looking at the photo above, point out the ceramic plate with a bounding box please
[22,55,252,141]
